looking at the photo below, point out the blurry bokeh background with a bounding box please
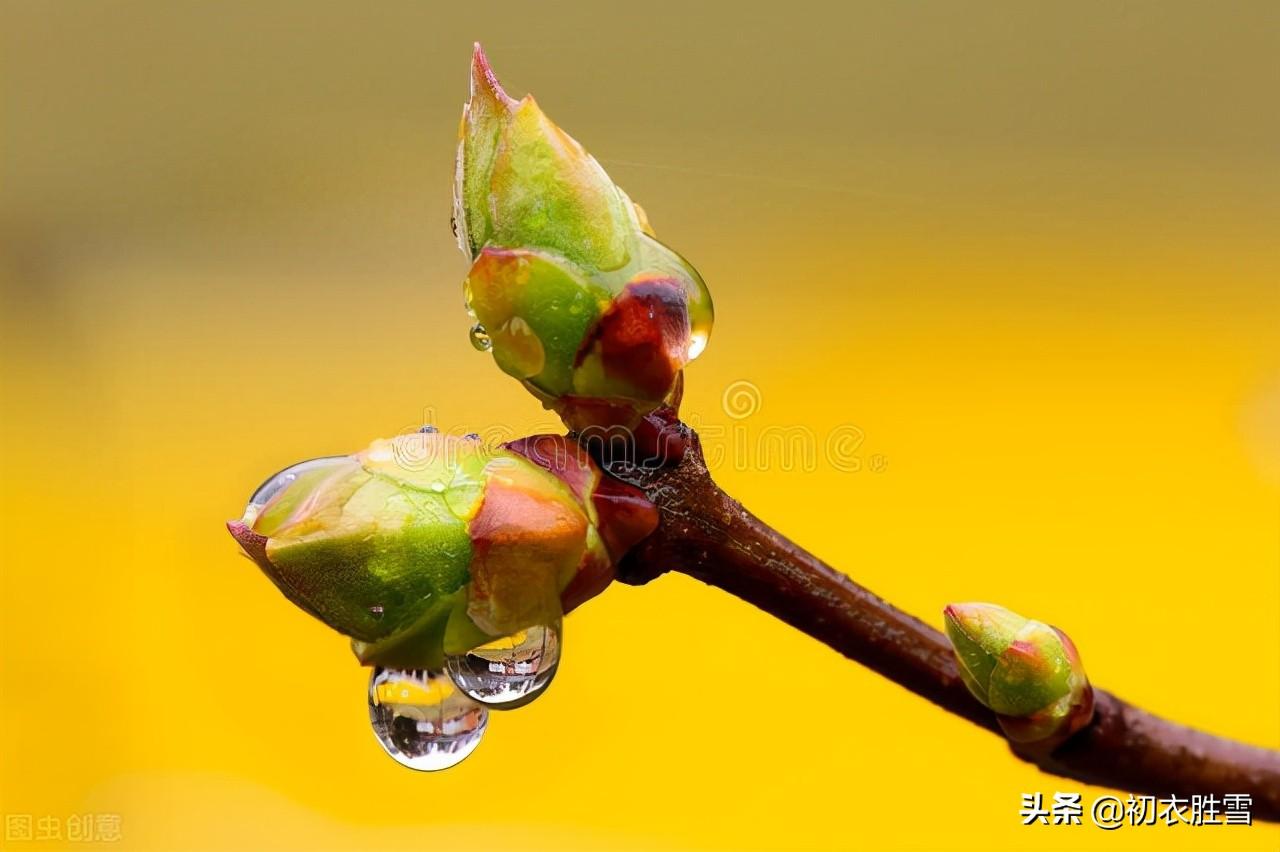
[2,2,1278,850]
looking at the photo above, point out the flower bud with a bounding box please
[227,432,657,668]
[942,603,1093,744]
[456,44,713,433]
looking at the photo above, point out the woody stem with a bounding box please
[601,425,1280,821]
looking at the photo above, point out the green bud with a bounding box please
[455,46,631,272]
[943,603,1093,744]
[228,433,658,669]
[456,45,713,432]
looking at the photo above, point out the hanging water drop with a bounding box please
[445,620,561,709]
[368,668,488,771]
[469,323,492,351]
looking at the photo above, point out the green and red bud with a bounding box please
[943,602,1093,744]
[456,44,713,434]
[227,432,657,669]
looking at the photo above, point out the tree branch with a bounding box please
[603,425,1280,821]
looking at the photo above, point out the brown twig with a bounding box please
[601,425,1280,821]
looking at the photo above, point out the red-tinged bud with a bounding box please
[227,430,658,669]
[456,46,713,444]
[943,602,1094,745]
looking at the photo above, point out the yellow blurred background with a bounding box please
[2,2,1277,849]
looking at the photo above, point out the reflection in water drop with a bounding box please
[368,668,488,771]
[445,621,561,709]
[469,323,492,351]
[463,281,477,319]
[443,484,479,519]
[242,455,352,525]
[687,331,708,360]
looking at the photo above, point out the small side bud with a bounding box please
[943,602,1093,745]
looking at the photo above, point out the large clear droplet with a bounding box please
[469,323,492,351]
[445,620,561,709]
[242,455,352,526]
[368,668,488,771]
[687,330,709,360]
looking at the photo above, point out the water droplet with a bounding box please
[463,432,481,442]
[469,323,492,351]
[445,621,561,709]
[418,424,438,434]
[243,455,352,524]
[247,456,347,509]
[369,605,384,620]
[463,281,477,319]
[444,484,481,518]
[368,668,487,771]
[687,331,709,361]
[429,481,446,493]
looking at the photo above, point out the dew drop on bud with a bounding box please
[687,330,709,361]
[463,281,477,319]
[445,620,561,709]
[242,455,352,525]
[469,323,492,351]
[368,668,488,771]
